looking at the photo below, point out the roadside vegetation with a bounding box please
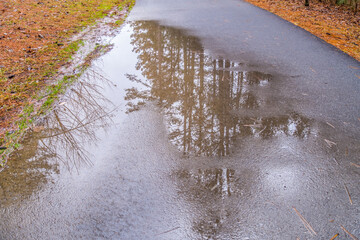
[0,0,135,162]
[245,0,360,61]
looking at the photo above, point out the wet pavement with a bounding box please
[1,0,360,239]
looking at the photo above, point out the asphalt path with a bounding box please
[0,0,359,239]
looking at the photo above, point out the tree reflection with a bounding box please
[176,167,254,239]
[126,21,311,156]
[37,68,115,170]
[177,168,235,237]
[0,66,115,206]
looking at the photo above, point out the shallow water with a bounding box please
[0,5,359,240]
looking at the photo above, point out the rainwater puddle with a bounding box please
[123,21,312,156]
[0,20,359,240]
[0,19,313,214]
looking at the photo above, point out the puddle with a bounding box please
[0,67,115,206]
[0,20,359,240]
[176,168,236,198]
[174,166,259,239]
[124,21,311,156]
[0,20,314,208]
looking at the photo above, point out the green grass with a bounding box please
[0,0,136,167]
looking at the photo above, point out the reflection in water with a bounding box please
[0,134,59,207]
[176,168,248,239]
[0,67,114,206]
[126,21,311,156]
[38,68,114,170]
[177,168,235,198]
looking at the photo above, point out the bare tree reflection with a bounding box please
[177,168,235,198]
[181,168,234,238]
[175,167,255,239]
[0,66,115,205]
[126,21,311,156]
[37,67,115,170]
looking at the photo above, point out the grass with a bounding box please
[0,0,136,166]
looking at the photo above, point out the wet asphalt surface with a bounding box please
[0,0,360,239]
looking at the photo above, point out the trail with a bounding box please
[0,0,359,239]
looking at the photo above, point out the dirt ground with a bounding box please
[244,0,360,61]
[0,0,133,147]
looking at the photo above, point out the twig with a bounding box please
[155,227,180,236]
[293,207,317,236]
[330,233,339,240]
[324,139,337,148]
[258,126,267,134]
[332,158,339,165]
[340,225,359,240]
[326,122,335,128]
[243,124,261,127]
[344,184,353,205]
[350,162,360,168]
[211,184,219,191]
